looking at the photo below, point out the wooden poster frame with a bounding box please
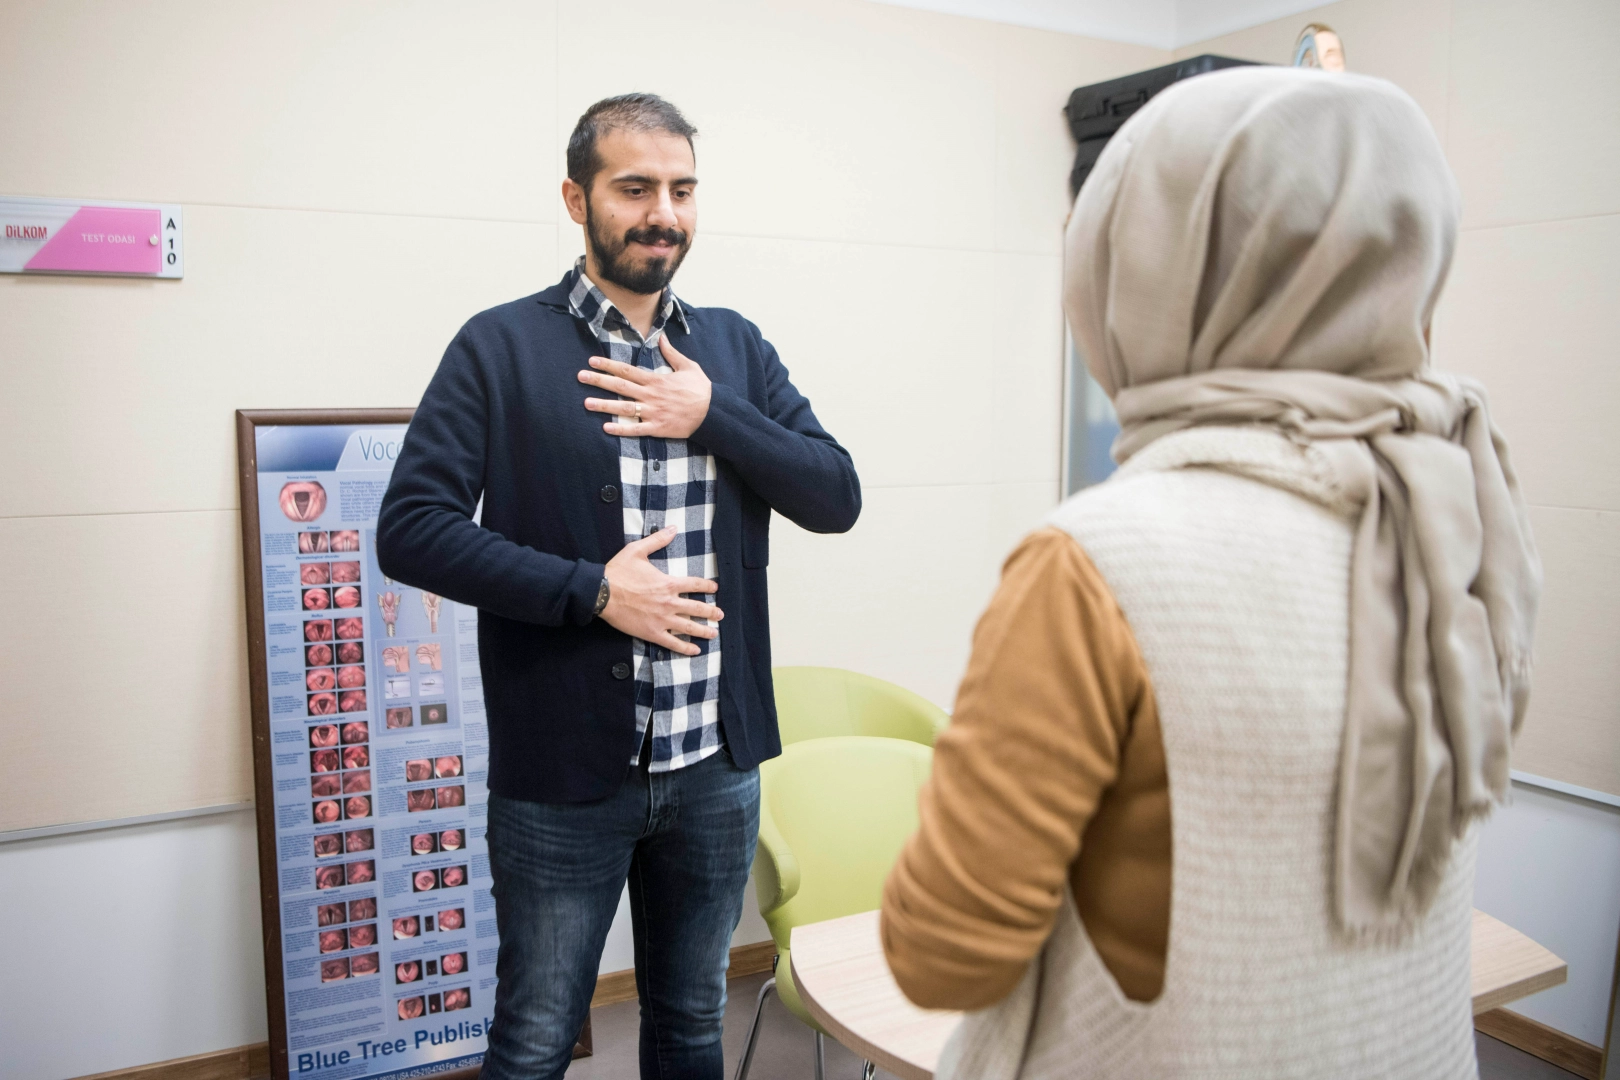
[235,409,590,1080]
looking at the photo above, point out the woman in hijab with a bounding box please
[880,66,1539,1079]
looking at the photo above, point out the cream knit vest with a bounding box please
[937,427,1478,1080]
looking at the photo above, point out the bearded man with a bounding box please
[378,93,860,1080]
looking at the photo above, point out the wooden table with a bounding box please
[792,909,1567,1080]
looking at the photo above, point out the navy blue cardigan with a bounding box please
[376,276,860,803]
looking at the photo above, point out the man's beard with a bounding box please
[586,204,691,295]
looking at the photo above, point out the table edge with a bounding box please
[790,935,945,1080]
[792,908,1568,1078]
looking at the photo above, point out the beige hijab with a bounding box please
[1065,66,1541,938]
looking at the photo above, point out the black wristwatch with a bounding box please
[593,576,611,617]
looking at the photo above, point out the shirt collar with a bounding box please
[565,255,689,343]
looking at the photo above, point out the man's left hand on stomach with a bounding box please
[580,335,712,439]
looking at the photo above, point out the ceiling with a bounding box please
[867,0,1329,49]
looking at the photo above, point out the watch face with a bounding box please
[595,577,611,615]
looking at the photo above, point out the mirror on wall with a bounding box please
[1061,338,1119,496]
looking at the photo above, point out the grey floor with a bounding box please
[567,970,898,1080]
[566,969,1581,1080]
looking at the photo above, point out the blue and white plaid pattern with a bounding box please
[567,256,722,772]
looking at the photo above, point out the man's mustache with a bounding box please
[622,225,687,249]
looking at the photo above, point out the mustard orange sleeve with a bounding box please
[880,527,1149,1010]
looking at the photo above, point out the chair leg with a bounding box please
[814,1031,826,1080]
[733,977,776,1080]
[861,1060,876,1080]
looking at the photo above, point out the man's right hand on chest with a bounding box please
[599,526,722,656]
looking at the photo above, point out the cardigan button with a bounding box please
[600,484,619,503]
[611,662,631,680]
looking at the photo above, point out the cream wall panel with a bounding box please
[0,1,559,222]
[0,510,252,833]
[868,0,1176,49]
[1176,1,1340,46]
[991,24,1168,256]
[557,0,999,251]
[547,7,1168,262]
[0,206,557,519]
[768,480,1057,709]
[1512,506,1620,798]
[1173,0,1452,142]
[1447,0,1620,229]
[990,480,1062,567]
[991,252,1064,483]
[673,234,999,491]
[1431,215,1620,513]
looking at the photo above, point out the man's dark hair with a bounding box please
[566,93,697,193]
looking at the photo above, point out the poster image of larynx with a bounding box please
[255,425,493,1079]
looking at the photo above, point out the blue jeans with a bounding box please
[480,747,761,1080]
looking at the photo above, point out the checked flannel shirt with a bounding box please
[566,256,722,772]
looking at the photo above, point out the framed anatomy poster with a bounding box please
[236,410,588,1080]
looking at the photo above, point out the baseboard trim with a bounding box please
[1476,1007,1603,1080]
[591,938,778,1008]
[74,942,778,1080]
[727,940,780,980]
[70,1042,270,1080]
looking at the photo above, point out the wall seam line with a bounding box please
[2,480,1065,523]
[0,801,253,845]
[0,507,241,523]
[1460,209,1620,235]
[0,194,1063,259]
[1511,770,1620,811]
